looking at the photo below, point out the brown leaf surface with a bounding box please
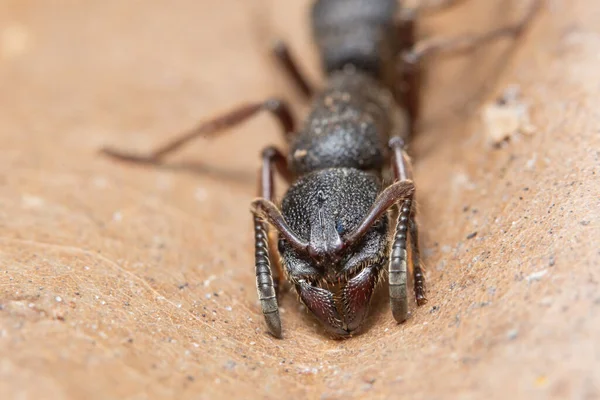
[1,0,599,399]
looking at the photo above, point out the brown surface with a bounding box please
[1,0,599,399]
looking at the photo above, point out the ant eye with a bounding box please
[336,220,344,235]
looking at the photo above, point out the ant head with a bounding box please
[254,168,413,336]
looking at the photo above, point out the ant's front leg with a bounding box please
[387,137,426,323]
[253,146,293,339]
[101,98,295,164]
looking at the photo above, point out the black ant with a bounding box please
[101,0,541,338]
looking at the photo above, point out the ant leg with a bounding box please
[409,202,427,305]
[387,137,426,322]
[387,137,413,322]
[390,137,427,306]
[402,0,542,64]
[257,146,292,300]
[389,196,412,323]
[253,146,291,338]
[395,8,420,133]
[101,98,295,164]
[272,41,314,99]
[254,211,281,338]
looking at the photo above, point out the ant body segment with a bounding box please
[102,0,541,338]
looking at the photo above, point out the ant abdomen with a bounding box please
[311,0,399,83]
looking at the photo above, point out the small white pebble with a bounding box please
[250,341,256,346]
[112,211,123,222]
[203,275,217,287]
[225,306,232,311]
[55,296,62,302]
[525,154,537,170]
[481,85,534,147]
[526,270,548,282]
[205,294,212,299]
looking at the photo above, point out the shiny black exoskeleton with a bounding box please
[101,0,541,337]
[275,66,420,336]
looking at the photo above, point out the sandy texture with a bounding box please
[1,0,599,399]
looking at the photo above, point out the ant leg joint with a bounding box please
[389,136,406,149]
